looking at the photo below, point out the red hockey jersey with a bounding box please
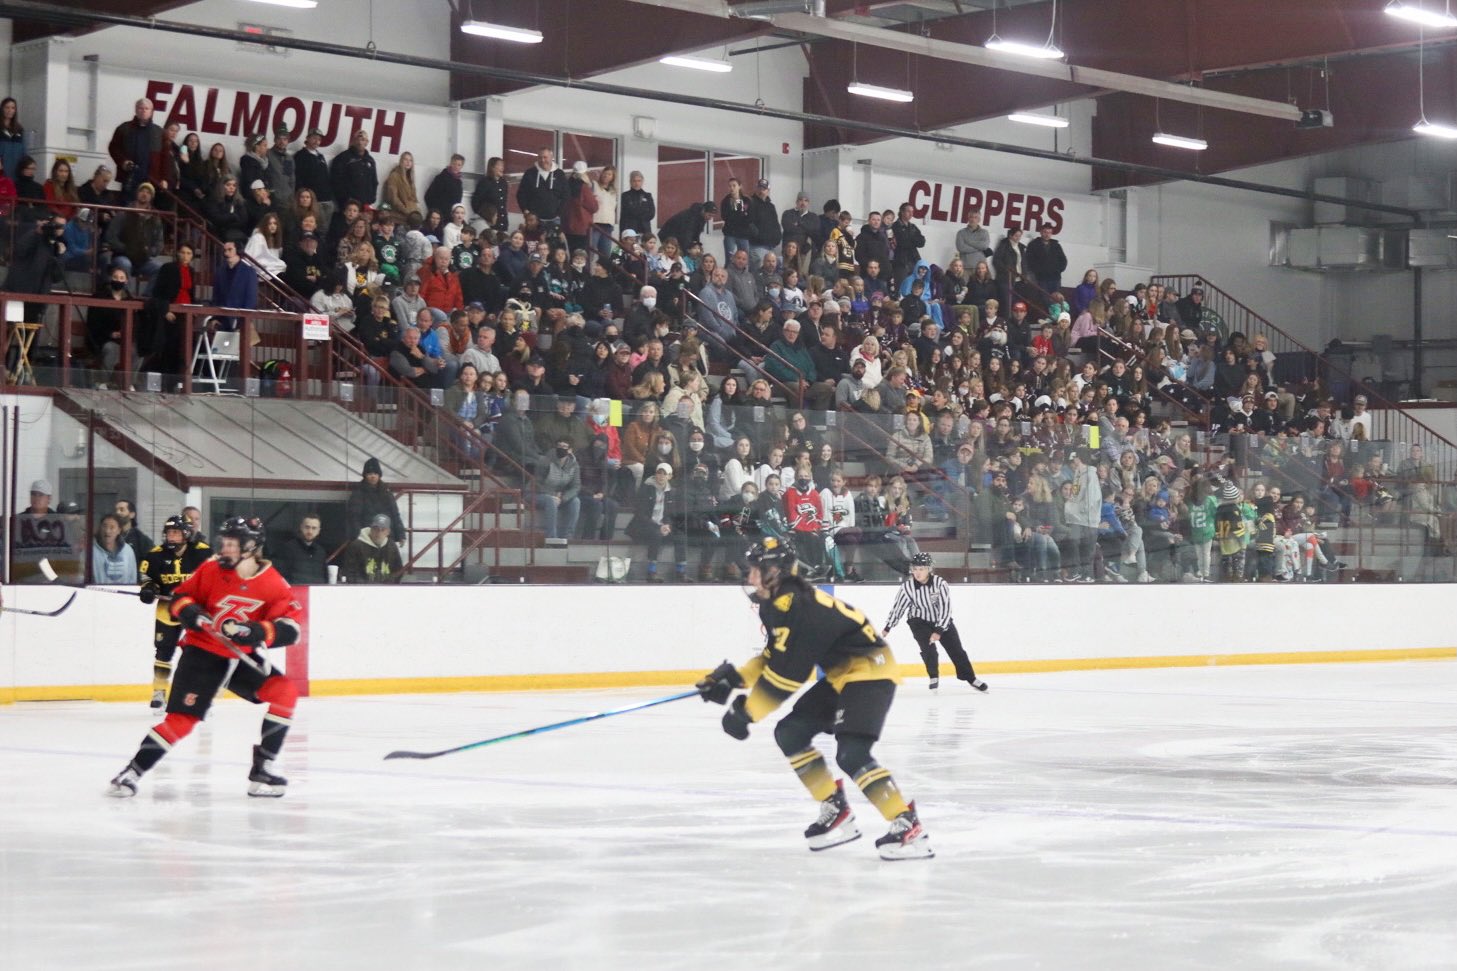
[171,559,304,659]
[783,485,825,533]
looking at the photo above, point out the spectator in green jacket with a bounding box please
[765,319,834,410]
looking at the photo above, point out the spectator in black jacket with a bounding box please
[4,216,66,322]
[293,127,333,222]
[355,295,399,358]
[517,147,567,227]
[1025,223,1068,296]
[720,178,752,262]
[855,211,890,276]
[459,247,508,313]
[659,201,716,251]
[781,191,818,259]
[269,514,330,585]
[746,178,782,264]
[809,322,849,387]
[345,457,404,542]
[889,203,925,285]
[424,153,465,218]
[330,130,379,210]
[619,170,655,237]
[471,156,509,237]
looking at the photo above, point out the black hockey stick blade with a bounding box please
[384,689,701,760]
[0,590,78,618]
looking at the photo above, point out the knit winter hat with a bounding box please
[363,457,382,477]
[1218,479,1242,503]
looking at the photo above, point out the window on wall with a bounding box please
[502,125,618,216]
[657,146,763,232]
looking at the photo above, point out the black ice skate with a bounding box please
[107,764,141,798]
[149,689,166,710]
[247,745,287,798]
[876,802,934,861]
[970,678,988,692]
[928,677,939,690]
[804,779,861,851]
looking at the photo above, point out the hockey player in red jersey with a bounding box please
[108,516,304,799]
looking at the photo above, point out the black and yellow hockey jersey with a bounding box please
[139,539,212,625]
[738,575,899,723]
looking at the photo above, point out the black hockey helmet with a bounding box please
[217,515,265,568]
[910,552,933,568]
[162,514,194,549]
[745,536,797,573]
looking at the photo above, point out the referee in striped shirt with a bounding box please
[882,553,988,692]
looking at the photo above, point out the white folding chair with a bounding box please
[192,327,241,394]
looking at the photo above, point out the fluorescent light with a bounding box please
[847,82,915,103]
[1384,1,1457,28]
[1152,132,1209,151]
[244,0,318,7]
[1008,112,1069,128]
[1414,119,1457,137]
[660,54,733,73]
[985,36,1066,60]
[460,20,544,43]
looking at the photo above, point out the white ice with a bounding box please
[2,661,1456,971]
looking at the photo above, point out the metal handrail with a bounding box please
[681,288,807,408]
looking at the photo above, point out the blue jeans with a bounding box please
[724,236,749,262]
[535,494,580,539]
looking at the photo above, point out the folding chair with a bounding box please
[192,326,241,394]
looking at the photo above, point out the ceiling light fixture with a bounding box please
[244,0,318,8]
[847,82,915,103]
[1411,25,1457,137]
[1151,132,1209,151]
[660,54,733,73]
[1384,1,1457,29]
[1008,111,1069,128]
[1414,119,1457,137]
[460,20,544,43]
[984,0,1065,60]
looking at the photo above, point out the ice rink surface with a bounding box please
[2,661,1455,971]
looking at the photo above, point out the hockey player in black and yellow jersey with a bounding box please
[138,515,211,709]
[696,537,933,860]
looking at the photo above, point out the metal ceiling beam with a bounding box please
[0,0,1417,219]
[626,0,1304,121]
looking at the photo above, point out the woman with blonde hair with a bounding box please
[629,370,667,403]
[381,152,421,217]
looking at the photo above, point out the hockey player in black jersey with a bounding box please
[137,515,212,709]
[696,537,933,861]
[883,552,987,692]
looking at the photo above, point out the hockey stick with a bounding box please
[87,586,174,603]
[383,689,702,761]
[0,590,78,617]
[195,616,273,678]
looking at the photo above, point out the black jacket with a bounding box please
[207,193,250,244]
[620,188,656,236]
[781,208,819,253]
[330,148,379,208]
[854,226,889,272]
[747,196,782,247]
[890,219,925,275]
[345,479,404,542]
[470,175,510,233]
[720,194,752,238]
[270,535,330,584]
[1025,237,1068,280]
[424,169,462,218]
[993,237,1026,283]
[809,342,849,383]
[459,266,508,314]
[659,204,711,249]
[3,226,64,295]
[293,147,332,202]
[517,166,567,221]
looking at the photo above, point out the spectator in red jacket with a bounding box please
[562,161,600,255]
[416,245,463,313]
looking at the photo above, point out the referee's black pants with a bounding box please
[908,618,976,682]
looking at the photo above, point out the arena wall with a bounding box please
[2,583,1451,703]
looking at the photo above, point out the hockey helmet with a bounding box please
[745,536,797,573]
[216,515,265,568]
[910,552,934,568]
[162,514,193,549]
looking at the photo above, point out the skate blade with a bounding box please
[878,836,935,861]
[106,784,137,799]
[807,821,862,852]
[247,782,286,798]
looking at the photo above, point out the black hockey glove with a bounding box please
[138,581,161,605]
[696,660,744,705]
[221,620,268,648]
[176,602,207,630]
[721,696,751,741]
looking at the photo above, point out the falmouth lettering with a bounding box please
[144,80,407,154]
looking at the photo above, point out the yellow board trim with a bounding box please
[1,648,1452,704]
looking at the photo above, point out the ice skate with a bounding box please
[927,677,939,690]
[876,802,934,860]
[970,678,989,692]
[804,780,860,851]
[107,765,141,798]
[149,689,166,710]
[247,746,287,798]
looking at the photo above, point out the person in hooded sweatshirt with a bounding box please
[340,514,402,583]
[516,147,568,228]
[345,457,404,543]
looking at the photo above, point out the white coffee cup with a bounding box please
[327,564,339,584]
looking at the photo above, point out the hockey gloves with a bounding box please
[176,602,208,630]
[138,581,161,605]
[721,696,751,741]
[221,620,268,648]
[696,660,744,705]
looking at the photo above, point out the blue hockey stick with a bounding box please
[383,689,702,760]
